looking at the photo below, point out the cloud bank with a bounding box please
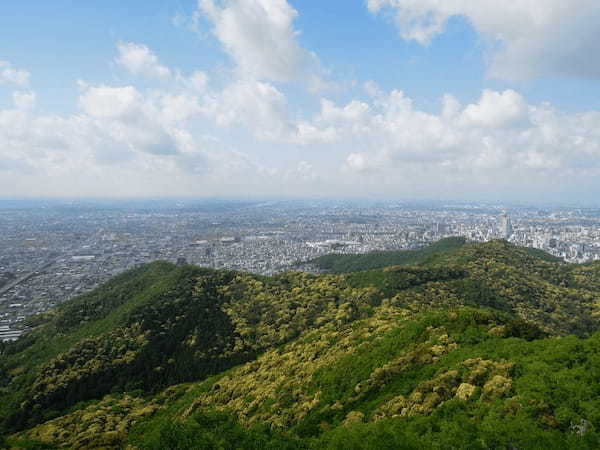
[367,0,600,80]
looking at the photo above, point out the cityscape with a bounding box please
[2,199,600,342]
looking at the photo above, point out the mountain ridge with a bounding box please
[3,239,600,448]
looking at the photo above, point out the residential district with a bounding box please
[2,199,600,342]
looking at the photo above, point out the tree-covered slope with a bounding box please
[3,240,600,449]
[14,309,600,449]
[333,240,600,336]
[311,237,467,273]
[0,263,382,435]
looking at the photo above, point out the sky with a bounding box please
[2,0,600,203]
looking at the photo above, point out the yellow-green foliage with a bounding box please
[180,308,487,431]
[219,272,382,350]
[350,327,459,403]
[15,395,159,449]
[385,281,465,311]
[376,240,600,336]
[572,263,600,291]
[372,358,513,421]
[185,306,410,428]
[461,259,600,335]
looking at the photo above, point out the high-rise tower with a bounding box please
[500,213,513,239]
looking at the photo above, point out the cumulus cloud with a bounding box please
[177,70,209,93]
[343,152,378,173]
[319,99,371,124]
[116,42,172,79]
[367,0,600,80]
[197,0,325,86]
[2,40,289,196]
[196,77,325,145]
[4,84,186,169]
[298,87,600,181]
[459,89,529,129]
[203,79,294,140]
[12,91,36,110]
[0,60,30,85]
[159,93,203,124]
[0,52,279,198]
[79,85,142,119]
[6,23,600,200]
[79,84,207,159]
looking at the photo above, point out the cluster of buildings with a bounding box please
[2,200,600,341]
[453,210,600,262]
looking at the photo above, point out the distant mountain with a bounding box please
[3,240,600,448]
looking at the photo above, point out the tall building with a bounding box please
[500,213,513,239]
[435,222,446,236]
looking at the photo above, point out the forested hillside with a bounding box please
[3,240,600,449]
[310,237,468,273]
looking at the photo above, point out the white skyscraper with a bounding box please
[500,213,513,239]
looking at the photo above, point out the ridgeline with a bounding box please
[310,237,469,273]
[2,239,600,448]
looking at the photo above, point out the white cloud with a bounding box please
[343,152,378,173]
[460,89,529,129]
[176,70,209,93]
[5,78,600,199]
[198,0,323,84]
[203,79,293,140]
[292,122,338,145]
[0,60,30,85]
[79,85,142,119]
[78,85,204,158]
[159,93,203,124]
[288,160,317,182]
[300,87,600,181]
[319,99,371,123]
[367,0,600,80]
[0,72,278,197]
[364,80,384,99]
[12,91,36,110]
[116,42,172,79]
[6,31,600,200]
[116,42,212,95]
[200,79,344,145]
[1,42,286,197]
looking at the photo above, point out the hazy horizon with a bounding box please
[0,195,600,209]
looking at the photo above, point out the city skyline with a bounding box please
[2,1,600,201]
[3,198,600,340]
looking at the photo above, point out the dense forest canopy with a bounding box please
[310,237,469,273]
[3,239,600,448]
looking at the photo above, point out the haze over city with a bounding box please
[2,1,600,202]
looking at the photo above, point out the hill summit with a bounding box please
[3,239,600,448]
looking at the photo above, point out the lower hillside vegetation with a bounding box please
[3,239,600,448]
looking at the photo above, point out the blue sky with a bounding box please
[2,0,600,202]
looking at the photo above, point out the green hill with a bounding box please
[311,237,561,274]
[311,237,467,273]
[3,240,600,449]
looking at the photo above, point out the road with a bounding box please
[0,258,60,298]
[0,232,102,299]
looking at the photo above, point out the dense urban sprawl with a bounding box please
[2,199,600,341]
